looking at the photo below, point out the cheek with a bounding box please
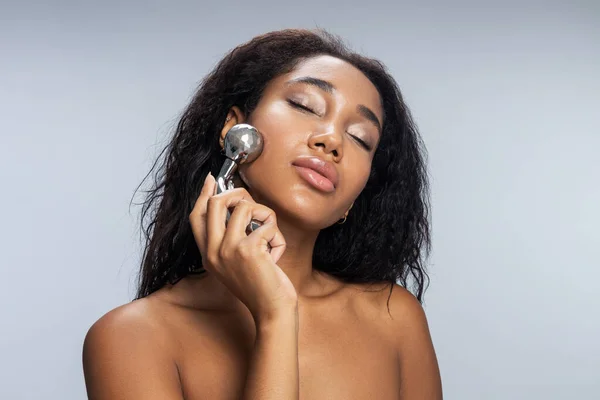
[247,102,307,162]
[346,159,372,195]
[248,101,290,134]
[249,98,315,143]
[237,114,298,192]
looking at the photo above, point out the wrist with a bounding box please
[254,302,298,330]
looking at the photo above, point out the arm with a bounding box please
[388,285,443,399]
[82,307,183,400]
[242,305,300,400]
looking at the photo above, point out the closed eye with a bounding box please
[287,99,316,114]
[349,134,372,151]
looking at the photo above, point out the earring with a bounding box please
[337,202,354,224]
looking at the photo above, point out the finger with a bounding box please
[223,200,275,244]
[189,173,216,251]
[206,188,256,264]
[190,174,214,236]
[246,220,286,264]
[220,199,253,249]
[191,173,216,215]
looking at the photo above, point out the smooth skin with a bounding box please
[83,55,442,399]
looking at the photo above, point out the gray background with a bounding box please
[1,0,598,399]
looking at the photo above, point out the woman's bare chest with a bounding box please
[172,302,400,399]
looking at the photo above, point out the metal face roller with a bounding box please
[214,123,264,233]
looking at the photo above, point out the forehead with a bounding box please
[272,55,383,118]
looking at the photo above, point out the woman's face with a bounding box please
[237,55,383,230]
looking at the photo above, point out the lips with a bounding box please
[291,156,339,188]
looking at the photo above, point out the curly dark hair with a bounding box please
[133,28,431,304]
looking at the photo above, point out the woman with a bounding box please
[83,29,442,399]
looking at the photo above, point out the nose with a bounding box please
[308,125,344,160]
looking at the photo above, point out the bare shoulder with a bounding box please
[383,284,428,328]
[345,281,426,330]
[346,282,443,399]
[82,298,183,399]
[83,297,172,352]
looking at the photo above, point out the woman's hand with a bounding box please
[189,173,297,323]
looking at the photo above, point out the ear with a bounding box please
[220,106,246,145]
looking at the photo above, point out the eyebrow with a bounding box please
[286,76,335,93]
[285,76,382,132]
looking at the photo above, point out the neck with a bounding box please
[172,216,342,313]
[272,217,320,296]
